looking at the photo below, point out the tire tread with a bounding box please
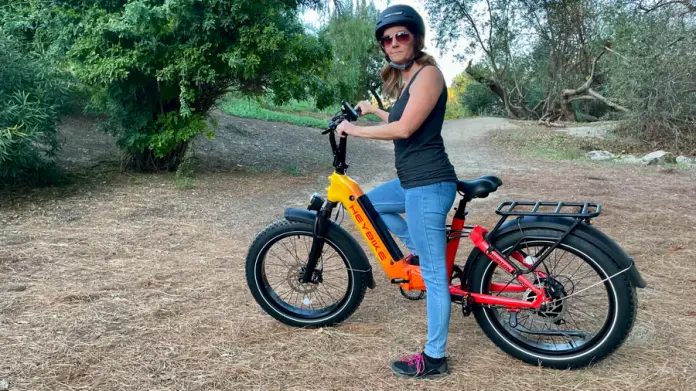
[245,219,367,328]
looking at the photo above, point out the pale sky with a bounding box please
[301,1,469,86]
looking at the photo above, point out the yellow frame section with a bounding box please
[325,172,412,283]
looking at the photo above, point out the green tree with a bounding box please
[0,23,67,182]
[603,6,696,151]
[461,82,505,116]
[444,71,472,119]
[52,0,330,171]
[450,72,472,99]
[425,0,614,121]
[317,0,384,109]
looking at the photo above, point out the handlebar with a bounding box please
[324,101,362,174]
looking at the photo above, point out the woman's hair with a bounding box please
[380,32,438,100]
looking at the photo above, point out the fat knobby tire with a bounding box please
[246,219,368,328]
[469,227,637,368]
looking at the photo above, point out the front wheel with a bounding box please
[468,227,637,368]
[245,219,368,328]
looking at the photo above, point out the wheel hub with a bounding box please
[287,265,321,293]
[523,277,568,322]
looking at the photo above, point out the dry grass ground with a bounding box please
[1,114,695,390]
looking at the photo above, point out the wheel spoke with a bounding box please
[319,284,340,304]
[566,302,600,320]
[291,236,299,266]
[302,236,311,257]
[267,275,289,288]
[551,247,570,275]
[570,269,603,286]
[482,240,615,355]
[553,253,576,277]
[268,248,294,268]
[255,229,356,318]
[279,240,299,263]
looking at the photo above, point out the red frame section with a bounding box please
[444,217,549,310]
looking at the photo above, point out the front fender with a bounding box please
[284,208,376,289]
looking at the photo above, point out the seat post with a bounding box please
[454,197,468,220]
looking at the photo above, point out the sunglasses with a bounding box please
[379,31,412,48]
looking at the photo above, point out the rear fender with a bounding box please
[463,216,646,289]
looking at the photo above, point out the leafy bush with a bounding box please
[460,82,505,117]
[445,99,470,120]
[0,32,67,182]
[57,0,331,171]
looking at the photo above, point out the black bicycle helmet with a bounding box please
[375,5,426,71]
[375,4,425,41]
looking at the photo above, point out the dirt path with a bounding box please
[2,114,696,390]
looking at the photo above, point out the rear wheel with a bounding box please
[468,227,637,368]
[246,219,367,328]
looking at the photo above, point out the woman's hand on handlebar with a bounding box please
[336,120,356,138]
[355,100,374,116]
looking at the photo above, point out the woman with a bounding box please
[336,4,458,379]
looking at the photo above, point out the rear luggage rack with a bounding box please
[496,201,600,219]
[484,200,602,276]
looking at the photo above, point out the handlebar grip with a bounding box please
[355,106,362,116]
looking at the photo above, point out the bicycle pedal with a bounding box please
[461,296,473,317]
[390,278,409,284]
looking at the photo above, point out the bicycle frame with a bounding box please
[325,171,548,311]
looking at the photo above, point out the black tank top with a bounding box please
[387,65,458,189]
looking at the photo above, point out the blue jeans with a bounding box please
[367,178,457,358]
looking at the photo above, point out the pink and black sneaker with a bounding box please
[391,352,449,379]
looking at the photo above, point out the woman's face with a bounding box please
[379,25,414,64]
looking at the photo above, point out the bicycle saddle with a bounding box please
[456,175,503,201]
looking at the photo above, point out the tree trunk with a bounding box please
[465,60,520,119]
[131,142,190,172]
[559,48,629,121]
[560,95,577,121]
[588,89,630,112]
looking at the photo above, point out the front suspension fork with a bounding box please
[300,202,336,283]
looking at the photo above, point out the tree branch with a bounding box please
[456,3,495,71]
[486,0,494,53]
[587,89,631,112]
[639,0,696,13]
[560,48,607,98]
[519,0,552,43]
[465,59,519,119]
[532,98,547,113]
[568,95,596,102]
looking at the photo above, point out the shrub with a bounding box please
[0,32,67,182]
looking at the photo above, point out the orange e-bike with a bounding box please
[245,102,647,368]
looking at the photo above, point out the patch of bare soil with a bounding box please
[1,115,695,390]
[194,111,397,185]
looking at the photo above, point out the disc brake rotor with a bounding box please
[522,277,568,323]
[287,265,320,294]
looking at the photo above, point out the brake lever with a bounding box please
[322,117,338,135]
[322,108,354,136]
